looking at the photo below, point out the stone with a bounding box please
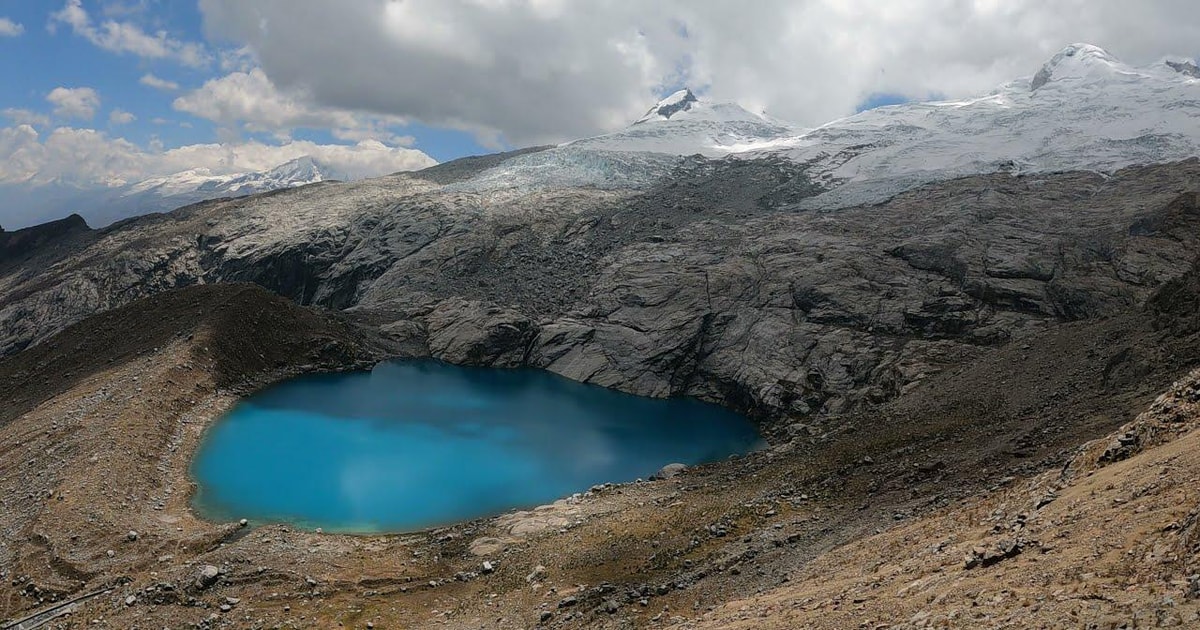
[652,463,687,480]
[468,536,516,557]
[481,561,495,574]
[124,595,137,606]
[501,511,572,537]
[539,611,553,623]
[558,596,578,608]
[964,540,1023,569]
[239,519,248,527]
[196,565,220,589]
[126,530,138,542]
[526,565,547,583]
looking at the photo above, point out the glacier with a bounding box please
[452,44,1200,207]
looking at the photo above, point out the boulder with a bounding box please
[195,565,221,590]
[652,463,688,480]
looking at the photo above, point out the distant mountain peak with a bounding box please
[1165,59,1200,78]
[264,156,346,183]
[635,88,700,124]
[1031,43,1123,90]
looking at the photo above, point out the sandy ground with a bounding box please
[675,369,1200,629]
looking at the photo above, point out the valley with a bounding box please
[1,43,1199,629]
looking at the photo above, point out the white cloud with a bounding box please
[2,108,51,127]
[0,125,43,183]
[198,0,1200,145]
[0,17,23,37]
[51,0,209,67]
[216,46,256,72]
[174,69,356,131]
[173,68,413,144]
[109,109,136,125]
[198,0,682,145]
[46,87,101,120]
[139,73,179,91]
[0,125,436,188]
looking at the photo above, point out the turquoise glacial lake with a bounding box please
[191,360,762,533]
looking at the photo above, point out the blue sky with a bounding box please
[3,1,201,149]
[856,93,912,113]
[0,1,492,163]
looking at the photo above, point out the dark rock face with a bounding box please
[426,300,537,367]
[0,214,91,269]
[640,88,699,121]
[1166,60,1200,79]
[2,159,1198,425]
[1030,66,1053,91]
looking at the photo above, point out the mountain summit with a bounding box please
[635,88,700,123]
[453,42,1199,205]
[1030,43,1124,90]
[263,156,349,185]
[565,89,801,156]
[739,42,1200,202]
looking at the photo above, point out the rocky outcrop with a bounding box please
[425,299,536,367]
[1,159,1198,425]
[0,213,92,269]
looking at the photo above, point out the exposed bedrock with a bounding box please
[2,159,1198,426]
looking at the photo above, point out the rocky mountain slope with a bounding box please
[1,158,1197,427]
[1,263,1199,628]
[0,55,1196,417]
[679,367,1200,630]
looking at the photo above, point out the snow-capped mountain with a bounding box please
[124,156,349,200]
[7,44,1196,227]
[455,44,1200,204]
[571,88,803,155]
[635,87,701,122]
[448,88,802,193]
[754,43,1200,205]
[3,156,352,229]
[84,156,353,227]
